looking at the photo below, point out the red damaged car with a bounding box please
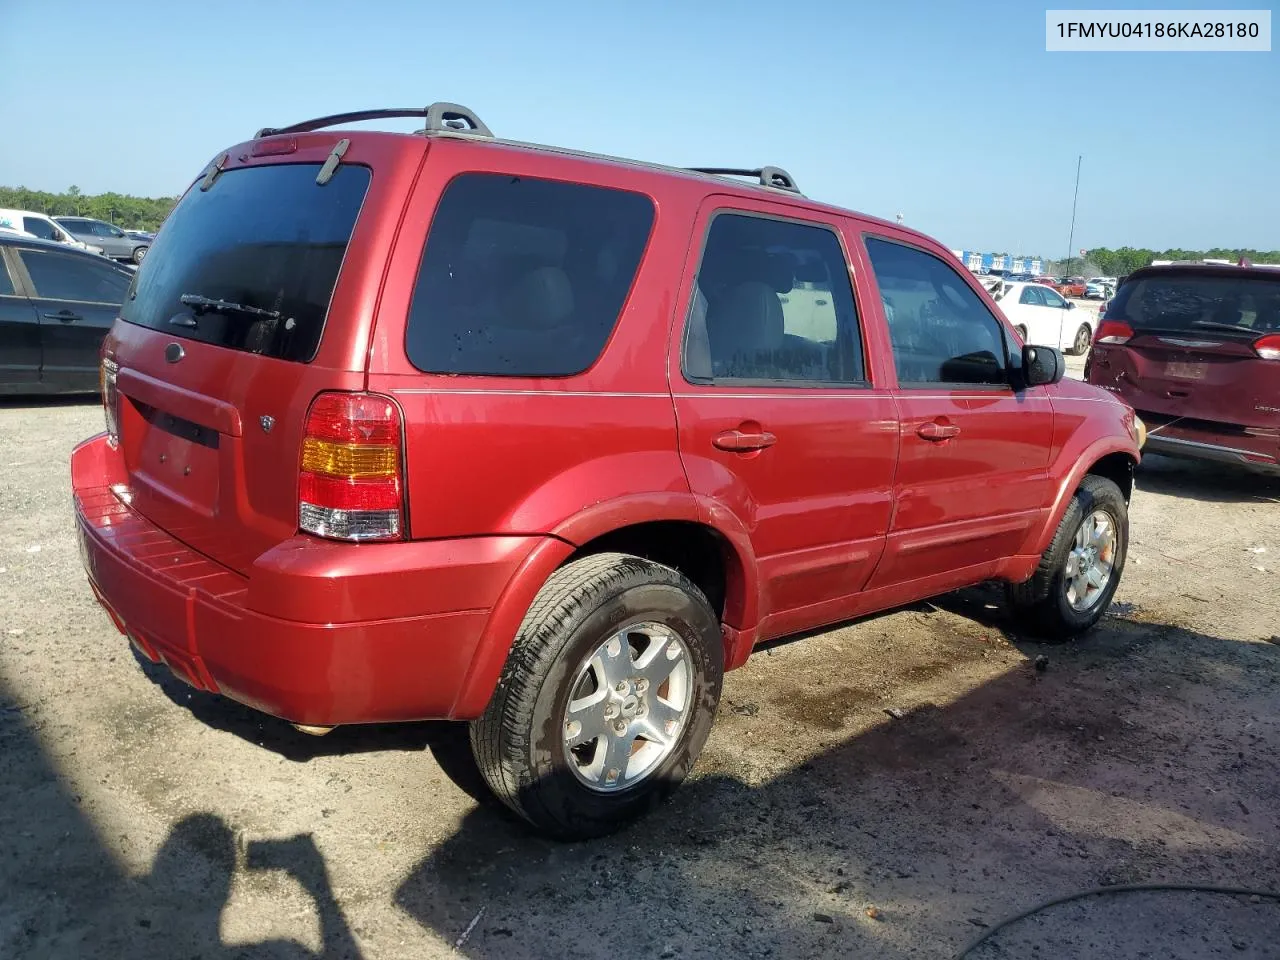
[73,102,1143,839]
[1086,263,1280,473]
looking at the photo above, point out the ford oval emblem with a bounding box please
[164,343,185,364]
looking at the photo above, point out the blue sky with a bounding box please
[2,0,1275,254]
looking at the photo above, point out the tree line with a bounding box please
[0,185,177,232]
[4,187,1277,271]
[1061,246,1280,277]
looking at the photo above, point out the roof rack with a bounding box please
[687,166,802,194]
[254,102,493,140]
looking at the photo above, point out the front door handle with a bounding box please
[713,428,777,452]
[43,311,83,323]
[917,420,960,442]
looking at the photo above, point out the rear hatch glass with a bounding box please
[111,159,374,575]
[1099,270,1280,426]
[121,162,370,361]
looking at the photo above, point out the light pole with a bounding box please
[1065,155,1082,277]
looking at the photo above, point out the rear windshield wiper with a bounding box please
[179,293,281,321]
[1190,320,1257,334]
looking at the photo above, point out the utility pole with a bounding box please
[1065,155,1082,277]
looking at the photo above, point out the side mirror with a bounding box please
[1066,300,1075,309]
[1023,344,1066,386]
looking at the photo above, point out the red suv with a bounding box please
[72,103,1143,839]
[1086,263,1280,473]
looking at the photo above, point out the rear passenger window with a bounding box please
[0,261,15,296]
[865,238,1009,387]
[405,174,655,377]
[684,213,864,384]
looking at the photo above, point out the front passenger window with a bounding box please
[865,238,1009,386]
[685,213,864,384]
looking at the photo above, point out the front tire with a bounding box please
[1007,475,1128,641]
[133,245,148,264]
[470,553,724,840]
[1070,323,1092,355]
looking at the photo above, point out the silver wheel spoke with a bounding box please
[634,636,681,688]
[643,698,683,743]
[560,620,694,794]
[600,729,638,786]
[1064,508,1119,611]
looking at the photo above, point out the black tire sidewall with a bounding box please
[1044,481,1128,633]
[525,578,722,836]
[1075,324,1091,354]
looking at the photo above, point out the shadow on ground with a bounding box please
[1135,453,1280,504]
[3,601,1278,958]
[390,606,1280,958]
[0,676,363,958]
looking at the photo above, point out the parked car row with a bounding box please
[0,208,152,265]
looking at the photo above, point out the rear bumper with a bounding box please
[72,433,541,725]
[1140,415,1280,474]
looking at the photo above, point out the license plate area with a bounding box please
[131,404,221,515]
[1165,361,1207,380]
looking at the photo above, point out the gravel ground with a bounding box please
[2,383,1278,960]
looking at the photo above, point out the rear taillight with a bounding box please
[298,392,405,542]
[100,355,119,446]
[1095,320,1134,345]
[1254,334,1280,360]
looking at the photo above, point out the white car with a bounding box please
[0,209,105,255]
[990,280,1096,355]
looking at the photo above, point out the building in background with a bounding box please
[949,250,1044,276]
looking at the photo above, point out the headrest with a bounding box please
[700,246,793,294]
[708,280,785,353]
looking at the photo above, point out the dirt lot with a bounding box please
[2,389,1278,959]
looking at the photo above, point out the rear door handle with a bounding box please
[917,420,960,442]
[713,429,777,452]
[43,311,83,323]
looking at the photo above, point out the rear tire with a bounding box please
[1007,475,1128,641]
[470,553,723,840]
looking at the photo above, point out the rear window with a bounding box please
[404,173,655,377]
[120,162,370,363]
[1109,272,1280,336]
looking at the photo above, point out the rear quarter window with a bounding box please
[404,173,655,377]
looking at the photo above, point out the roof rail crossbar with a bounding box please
[254,102,493,139]
[687,166,801,194]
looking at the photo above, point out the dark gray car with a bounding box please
[54,217,149,265]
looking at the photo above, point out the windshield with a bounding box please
[1108,273,1280,335]
[120,162,370,362]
